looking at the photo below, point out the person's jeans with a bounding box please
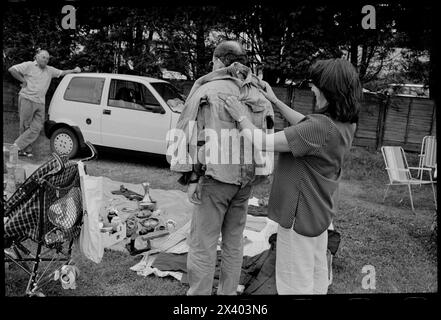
[186,176,253,295]
[14,96,45,153]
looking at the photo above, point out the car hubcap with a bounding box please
[54,133,73,155]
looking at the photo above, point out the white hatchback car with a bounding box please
[44,73,185,158]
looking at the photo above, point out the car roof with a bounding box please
[66,73,169,83]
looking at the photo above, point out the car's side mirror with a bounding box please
[151,108,165,114]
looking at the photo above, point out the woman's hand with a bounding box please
[221,96,247,121]
[259,83,279,105]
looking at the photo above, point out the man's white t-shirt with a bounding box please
[12,61,62,104]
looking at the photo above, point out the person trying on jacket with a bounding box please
[223,58,361,294]
[171,40,274,295]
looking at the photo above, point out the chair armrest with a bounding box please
[408,167,433,171]
[385,167,409,172]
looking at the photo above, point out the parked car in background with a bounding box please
[383,83,430,98]
[44,73,186,158]
[161,68,188,80]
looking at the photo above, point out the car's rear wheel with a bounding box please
[50,127,79,159]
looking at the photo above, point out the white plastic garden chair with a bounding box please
[381,146,437,212]
[417,136,437,184]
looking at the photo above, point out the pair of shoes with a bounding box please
[18,150,33,158]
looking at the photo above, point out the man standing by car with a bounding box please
[169,40,274,295]
[8,49,81,157]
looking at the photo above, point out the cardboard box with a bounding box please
[101,222,127,248]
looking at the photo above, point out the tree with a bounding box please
[3,5,77,74]
[392,3,434,93]
[218,4,344,84]
[151,6,225,79]
[3,3,434,89]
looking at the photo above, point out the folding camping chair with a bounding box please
[3,142,97,296]
[381,146,437,212]
[418,136,437,184]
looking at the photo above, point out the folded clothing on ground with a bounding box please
[149,229,341,295]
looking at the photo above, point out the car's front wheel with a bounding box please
[50,127,79,159]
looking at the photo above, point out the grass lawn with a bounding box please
[3,111,437,296]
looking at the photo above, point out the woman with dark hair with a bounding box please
[222,58,362,294]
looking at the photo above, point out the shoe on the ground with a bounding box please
[18,150,33,158]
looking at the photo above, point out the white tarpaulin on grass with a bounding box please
[89,176,277,280]
[129,215,278,281]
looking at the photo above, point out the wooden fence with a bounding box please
[3,79,436,152]
[170,80,437,152]
[288,88,437,152]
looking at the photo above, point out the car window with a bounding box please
[410,87,420,96]
[423,88,430,97]
[150,82,185,112]
[413,87,427,97]
[388,85,429,97]
[64,77,105,104]
[395,86,405,95]
[108,79,165,113]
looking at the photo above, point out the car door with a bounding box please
[56,76,105,144]
[100,78,171,154]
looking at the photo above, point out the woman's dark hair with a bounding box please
[213,40,248,67]
[309,58,362,123]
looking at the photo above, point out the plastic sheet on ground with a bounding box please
[100,177,195,253]
[95,177,278,280]
[130,213,278,281]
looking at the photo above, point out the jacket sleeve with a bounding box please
[170,87,210,187]
[169,88,201,173]
[176,104,207,185]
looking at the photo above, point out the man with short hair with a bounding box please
[170,40,274,295]
[8,49,81,157]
